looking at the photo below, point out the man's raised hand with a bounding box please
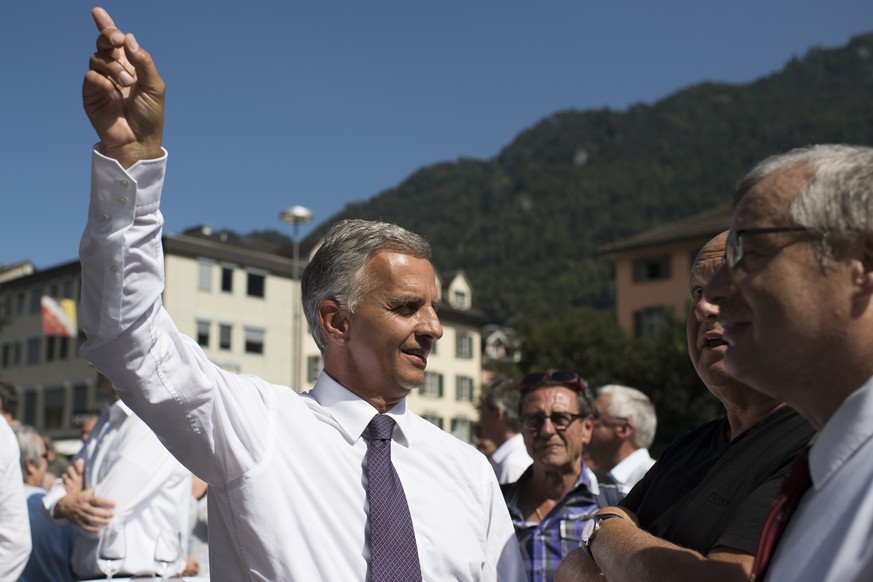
[83,7,165,168]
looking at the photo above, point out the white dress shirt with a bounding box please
[609,447,655,495]
[765,376,873,581]
[491,433,532,484]
[43,400,191,579]
[78,149,525,581]
[0,416,31,581]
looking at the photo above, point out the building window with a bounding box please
[1,344,8,369]
[73,383,88,414]
[633,306,669,340]
[26,337,40,366]
[421,414,443,429]
[198,259,213,291]
[43,387,65,429]
[244,326,265,354]
[452,290,467,310]
[456,332,474,359]
[12,342,21,366]
[451,418,474,442]
[219,324,232,351]
[632,256,671,283]
[24,390,37,426]
[45,336,56,362]
[196,320,211,348]
[307,355,323,384]
[421,372,443,398]
[455,376,474,402]
[30,287,43,314]
[221,266,234,293]
[62,278,74,299]
[59,337,70,360]
[247,271,266,298]
[15,291,25,315]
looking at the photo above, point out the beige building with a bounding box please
[0,231,486,446]
[599,205,731,338]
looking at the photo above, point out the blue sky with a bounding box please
[2,1,871,269]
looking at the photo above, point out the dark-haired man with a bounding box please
[502,371,620,581]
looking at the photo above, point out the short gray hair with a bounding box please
[301,219,432,352]
[735,144,873,263]
[13,424,43,481]
[596,385,657,449]
[480,378,523,432]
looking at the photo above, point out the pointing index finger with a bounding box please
[92,7,124,48]
[91,6,116,32]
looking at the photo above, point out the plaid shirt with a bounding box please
[502,465,603,582]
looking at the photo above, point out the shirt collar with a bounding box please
[809,375,873,489]
[491,433,525,464]
[609,447,652,483]
[308,371,412,447]
[109,399,134,422]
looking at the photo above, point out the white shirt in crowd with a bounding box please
[0,416,31,580]
[765,376,873,582]
[43,400,191,579]
[609,447,656,495]
[491,433,533,484]
[77,149,525,581]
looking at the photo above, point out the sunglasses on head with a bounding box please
[519,370,588,396]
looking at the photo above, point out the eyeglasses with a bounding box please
[725,227,812,270]
[519,370,588,396]
[520,412,586,432]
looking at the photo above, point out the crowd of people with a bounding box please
[1,6,873,581]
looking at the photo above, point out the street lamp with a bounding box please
[280,205,314,389]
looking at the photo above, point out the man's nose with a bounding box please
[703,263,734,306]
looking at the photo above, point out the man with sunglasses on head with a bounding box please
[555,232,813,582]
[501,371,622,582]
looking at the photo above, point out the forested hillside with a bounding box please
[308,32,873,325]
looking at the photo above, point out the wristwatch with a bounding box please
[580,513,623,559]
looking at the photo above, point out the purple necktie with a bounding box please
[365,414,422,581]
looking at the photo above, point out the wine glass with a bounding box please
[96,524,126,581]
[153,530,182,580]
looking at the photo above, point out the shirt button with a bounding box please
[119,179,130,188]
[117,196,128,206]
[110,265,118,273]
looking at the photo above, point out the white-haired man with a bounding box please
[587,385,656,495]
[705,144,873,582]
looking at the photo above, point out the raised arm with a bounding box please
[83,6,164,168]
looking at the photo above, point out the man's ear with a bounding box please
[24,459,38,478]
[860,232,873,292]
[318,299,350,346]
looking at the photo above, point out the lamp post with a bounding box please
[280,205,314,389]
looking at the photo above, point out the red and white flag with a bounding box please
[41,296,77,337]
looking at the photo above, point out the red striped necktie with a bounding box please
[750,447,812,581]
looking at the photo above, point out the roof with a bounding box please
[598,204,732,254]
